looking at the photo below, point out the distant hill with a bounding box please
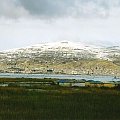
[0,41,120,76]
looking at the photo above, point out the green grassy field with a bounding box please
[0,85,120,120]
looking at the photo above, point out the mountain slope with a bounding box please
[0,41,120,76]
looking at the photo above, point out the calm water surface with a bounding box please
[0,73,120,81]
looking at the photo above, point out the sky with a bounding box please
[0,0,120,51]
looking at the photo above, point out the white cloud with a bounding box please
[0,0,120,19]
[0,0,29,18]
[0,0,120,50]
[0,16,120,51]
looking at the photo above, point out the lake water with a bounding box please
[0,73,120,82]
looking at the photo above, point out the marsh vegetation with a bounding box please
[0,78,120,120]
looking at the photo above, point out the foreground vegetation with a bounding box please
[0,79,120,120]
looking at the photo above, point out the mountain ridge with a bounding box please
[0,41,120,76]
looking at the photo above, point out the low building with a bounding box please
[103,81,117,88]
[57,79,86,87]
[72,82,85,87]
[57,80,73,87]
[85,80,104,87]
[72,80,86,87]
[85,80,118,88]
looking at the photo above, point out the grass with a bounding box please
[0,78,56,82]
[0,86,120,120]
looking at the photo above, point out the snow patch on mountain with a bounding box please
[1,41,120,61]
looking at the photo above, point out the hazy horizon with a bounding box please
[0,0,120,51]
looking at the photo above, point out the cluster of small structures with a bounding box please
[0,78,120,88]
[0,81,54,87]
[57,79,120,88]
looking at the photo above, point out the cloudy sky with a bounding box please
[0,0,120,51]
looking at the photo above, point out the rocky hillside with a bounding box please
[0,41,120,76]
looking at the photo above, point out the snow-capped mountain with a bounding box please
[1,41,120,61]
[0,41,120,75]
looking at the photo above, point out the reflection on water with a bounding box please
[0,73,120,82]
